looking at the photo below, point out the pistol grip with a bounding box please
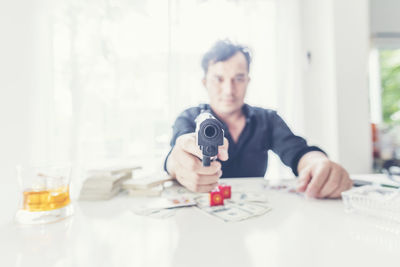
[202,156,211,167]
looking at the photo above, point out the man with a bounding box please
[164,40,352,198]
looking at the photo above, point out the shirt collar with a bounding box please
[242,103,255,122]
[202,103,255,124]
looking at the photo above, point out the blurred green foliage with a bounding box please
[380,50,400,125]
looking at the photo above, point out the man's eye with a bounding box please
[213,77,223,83]
[235,77,245,83]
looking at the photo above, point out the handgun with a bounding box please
[195,111,224,167]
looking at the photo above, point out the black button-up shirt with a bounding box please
[164,103,324,178]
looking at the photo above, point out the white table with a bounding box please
[1,177,399,267]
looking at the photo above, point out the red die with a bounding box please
[218,184,231,199]
[209,190,224,206]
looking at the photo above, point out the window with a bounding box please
[50,0,278,171]
[369,48,400,170]
[379,49,400,125]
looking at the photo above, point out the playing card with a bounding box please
[194,195,211,208]
[267,179,304,196]
[132,196,197,218]
[162,181,196,197]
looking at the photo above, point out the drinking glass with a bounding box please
[15,164,74,224]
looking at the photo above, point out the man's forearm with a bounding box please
[297,151,328,175]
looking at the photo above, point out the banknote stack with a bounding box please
[79,166,141,201]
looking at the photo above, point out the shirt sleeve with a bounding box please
[268,111,326,176]
[163,111,197,174]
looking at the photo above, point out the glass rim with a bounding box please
[16,162,72,170]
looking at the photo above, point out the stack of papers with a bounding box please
[79,166,141,201]
[122,172,173,197]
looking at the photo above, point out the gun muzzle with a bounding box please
[195,111,224,166]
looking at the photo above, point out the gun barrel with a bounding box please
[195,111,224,167]
[204,125,218,138]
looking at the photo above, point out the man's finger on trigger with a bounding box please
[217,137,229,161]
[222,137,229,150]
[196,161,221,175]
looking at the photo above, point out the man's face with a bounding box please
[203,52,250,116]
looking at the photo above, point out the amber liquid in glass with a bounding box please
[23,186,71,212]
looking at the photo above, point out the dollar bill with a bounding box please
[200,204,251,222]
[234,202,272,216]
[195,191,272,222]
[199,202,271,222]
[229,191,269,204]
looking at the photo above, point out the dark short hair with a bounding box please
[201,40,251,76]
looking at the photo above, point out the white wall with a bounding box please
[300,0,338,159]
[0,0,33,206]
[334,0,372,173]
[0,1,53,208]
[300,0,372,173]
